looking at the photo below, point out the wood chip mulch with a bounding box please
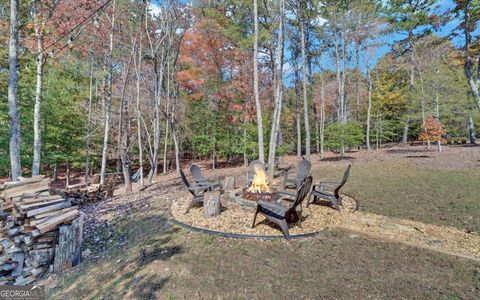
[171,190,480,260]
[171,191,356,236]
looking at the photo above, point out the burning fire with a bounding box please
[248,167,272,193]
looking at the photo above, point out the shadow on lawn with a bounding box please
[320,156,356,162]
[385,148,430,154]
[48,214,183,299]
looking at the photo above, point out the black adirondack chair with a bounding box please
[179,168,209,213]
[189,164,223,193]
[283,159,311,191]
[252,175,313,239]
[308,164,351,210]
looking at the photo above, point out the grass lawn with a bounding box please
[312,159,480,233]
[47,215,480,299]
[45,146,480,299]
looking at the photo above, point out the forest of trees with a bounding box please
[1,0,480,189]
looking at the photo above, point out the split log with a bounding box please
[223,176,236,190]
[35,209,79,234]
[53,214,83,273]
[203,191,221,218]
[2,179,50,199]
[26,201,72,218]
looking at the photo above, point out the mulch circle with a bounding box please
[170,189,358,239]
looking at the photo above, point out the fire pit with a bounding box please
[242,187,278,202]
[229,165,279,207]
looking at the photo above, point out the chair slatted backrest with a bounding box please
[190,164,206,184]
[179,169,194,196]
[291,175,313,211]
[334,164,351,199]
[296,159,312,189]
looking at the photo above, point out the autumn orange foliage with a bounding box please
[419,116,447,143]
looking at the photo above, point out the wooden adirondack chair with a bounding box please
[308,164,351,210]
[252,175,313,239]
[179,168,210,213]
[189,164,223,193]
[283,159,311,191]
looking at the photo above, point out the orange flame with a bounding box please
[248,166,271,193]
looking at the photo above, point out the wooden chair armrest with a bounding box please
[277,190,296,200]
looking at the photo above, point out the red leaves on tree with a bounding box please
[419,116,446,143]
[177,15,257,125]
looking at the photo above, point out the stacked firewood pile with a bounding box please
[0,176,80,285]
[58,176,117,204]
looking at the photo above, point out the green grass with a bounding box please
[312,160,480,232]
[48,215,480,299]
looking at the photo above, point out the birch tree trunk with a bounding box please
[135,11,144,186]
[8,0,21,181]
[308,55,319,154]
[100,0,116,186]
[464,58,480,110]
[253,0,265,162]
[163,62,171,174]
[119,40,136,195]
[402,38,415,144]
[267,0,284,180]
[32,8,45,176]
[293,33,301,160]
[320,77,325,158]
[366,70,372,150]
[301,17,310,161]
[340,31,347,123]
[355,46,360,121]
[468,113,476,144]
[85,60,94,183]
[435,89,442,151]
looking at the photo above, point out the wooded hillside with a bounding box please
[1,0,479,188]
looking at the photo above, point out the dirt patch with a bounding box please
[339,212,480,261]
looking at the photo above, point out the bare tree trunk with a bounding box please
[267,0,284,180]
[119,40,136,195]
[168,86,180,173]
[66,162,70,187]
[301,17,310,161]
[334,34,342,122]
[340,31,347,122]
[135,12,144,186]
[403,38,416,144]
[85,60,94,183]
[293,36,302,160]
[468,113,476,144]
[464,58,480,110]
[243,125,248,167]
[32,8,45,176]
[309,55,319,154]
[8,0,21,181]
[253,0,265,162]
[434,89,442,151]
[355,45,360,121]
[100,0,116,185]
[320,76,325,158]
[163,62,171,174]
[366,70,372,150]
[314,94,320,154]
